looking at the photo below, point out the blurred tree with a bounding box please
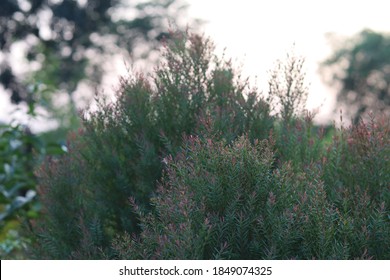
[321,29,390,123]
[0,0,196,125]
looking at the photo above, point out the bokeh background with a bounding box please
[1,0,389,131]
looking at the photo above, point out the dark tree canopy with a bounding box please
[0,0,194,106]
[321,29,390,123]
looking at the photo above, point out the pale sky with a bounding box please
[1,0,389,130]
[186,0,390,123]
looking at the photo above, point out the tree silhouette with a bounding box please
[321,29,390,123]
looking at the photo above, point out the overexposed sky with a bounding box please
[186,0,390,123]
[1,0,389,129]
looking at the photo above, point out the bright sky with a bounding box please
[1,0,389,130]
[186,0,390,123]
[184,0,389,122]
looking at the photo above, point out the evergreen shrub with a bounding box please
[114,127,389,259]
[28,31,389,259]
[28,31,274,259]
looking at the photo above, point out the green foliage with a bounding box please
[323,113,390,208]
[0,228,31,260]
[28,31,389,259]
[28,31,273,259]
[0,124,37,222]
[114,135,277,259]
[321,29,390,123]
[114,128,389,259]
[273,113,328,171]
[29,136,107,259]
[0,118,65,259]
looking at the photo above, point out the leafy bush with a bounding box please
[321,114,390,258]
[114,134,279,259]
[27,31,389,259]
[28,31,274,259]
[114,128,389,259]
[324,114,389,202]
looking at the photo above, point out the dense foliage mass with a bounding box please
[27,32,389,259]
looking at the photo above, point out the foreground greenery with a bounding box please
[21,31,389,259]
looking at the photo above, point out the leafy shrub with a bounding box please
[324,114,389,202]
[321,114,390,258]
[28,31,389,260]
[114,134,279,259]
[114,128,389,259]
[28,31,274,259]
